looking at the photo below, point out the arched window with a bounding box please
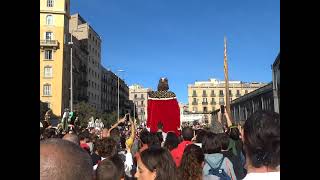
[46,15,53,25]
[43,84,52,96]
[44,66,52,77]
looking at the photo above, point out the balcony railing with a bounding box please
[219,101,225,105]
[210,101,216,105]
[192,102,198,105]
[210,93,216,97]
[202,94,208,97]
[192,93,197,97]
[202,102,208,105]
[219,94,224,97]
[40,40,59,49]
[236,93,241,97]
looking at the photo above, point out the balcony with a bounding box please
[202,94,208,97]
[202,102,208,105]
[219,101,225,105]
[219,94,224,97]
[210,101,216,105]
[210,93,216,97]
[40,40,59,50]
[192,93,197,97]
[135,97,145,100]
[236,93,241,97]
[192,102,198,105]
[229,93,233,97]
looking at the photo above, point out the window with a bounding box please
[46,15,53,25]
[193,90,196,96]
[141,94,144,98]
[237,90,240,95]
[193,98,197,103]
[203,98,207,102]
[219,98,224,104]
[219,90,224,95]
[141,101,144,105]
[134,94,137,98]
[193,107,198,112]
[44,50,52,60]
[44,66,52,77]
[88,80,91,87]
[203,107,208,112]
[245,90,248,94]
[47,0,54,7]
[45,32,53,40]
[43,84,51,96]
[212,107,216,111]
[203,90,206,95]
[229,90,232,96]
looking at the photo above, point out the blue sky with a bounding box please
[71,0,279,104]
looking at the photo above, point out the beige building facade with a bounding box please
[40,0,71,117]
[188,78,267,114]
[129,84,152,123]
[69,13,102,111]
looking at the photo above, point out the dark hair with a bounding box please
[140,147,178,180]
[79,131,90,141]
[218,133,230,150]
[42,128,56,139]
[243,111,280,169]
[195,129,206,143]
[96,138,118,158]
[40,139,92,180]
[182,127,194,141]
[164,132,180,151]
[148,133,161,148]
[96,155,125,180]
[202,132,220,154]
[156,132,164,143]
[139,129,151,144]
[178,144,204,180]
[110,128,120,138]
[228,127,241,140]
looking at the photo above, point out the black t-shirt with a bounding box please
[91,152,101,166]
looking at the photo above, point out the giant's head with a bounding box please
[157,77,169,91]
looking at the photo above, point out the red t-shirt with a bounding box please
[170,140,193,167]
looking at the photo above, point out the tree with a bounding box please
[40,101,49,121]
[101,111,118,128]
[74,101,100,128]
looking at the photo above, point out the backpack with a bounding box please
[205,156,232,180]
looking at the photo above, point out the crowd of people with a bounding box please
[40,110,280,180]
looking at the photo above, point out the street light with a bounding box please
[68,30,83,112]
[117,69,125,121]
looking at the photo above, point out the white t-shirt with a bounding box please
[243,172,280,180]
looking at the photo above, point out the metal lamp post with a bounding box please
[117,69,125,121]
[68,30,83,112]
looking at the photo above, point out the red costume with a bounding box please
[147,78,180,136]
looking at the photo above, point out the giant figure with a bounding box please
[147,78,180,135]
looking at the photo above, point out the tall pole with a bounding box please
[70,33,73,112]
[224,36,233,124]
[133,100,135,121]
[118,76,119,121]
